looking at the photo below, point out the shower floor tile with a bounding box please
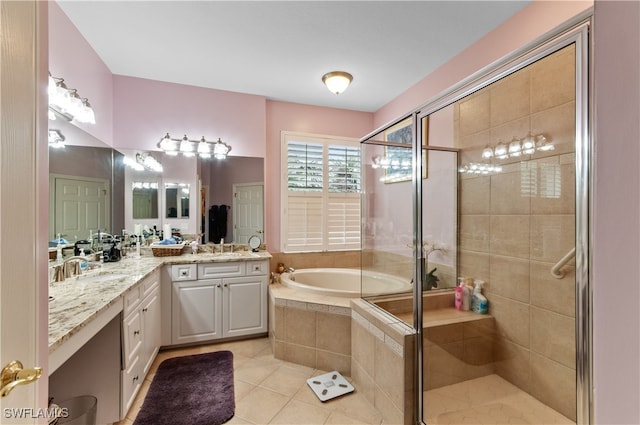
[424,374,574,424]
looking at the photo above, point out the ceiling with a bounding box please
[56,1,531,113]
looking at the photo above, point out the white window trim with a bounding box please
[280,131,361,253]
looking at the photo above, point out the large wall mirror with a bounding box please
[199,156,264,244]
[132,182,159,219]
[48,119,125,242]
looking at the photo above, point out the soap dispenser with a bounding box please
[471,280,488,314]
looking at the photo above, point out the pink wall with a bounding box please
[593,1,640,423]
[265,100,373,251]
[49,2,113,146]
[373,0,593,128]
[113,75,266,157]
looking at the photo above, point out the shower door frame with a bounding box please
[368,13,593,425]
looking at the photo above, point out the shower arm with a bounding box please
[550,247,576,279]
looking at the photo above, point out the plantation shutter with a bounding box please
[282,135,361,252]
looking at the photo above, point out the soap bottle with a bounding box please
[462,277,473,311]
[79,248,88,272]
[472,280,488,314]
[454,278,464,310]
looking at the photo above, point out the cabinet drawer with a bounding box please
[198,262,246,279]
[141,270,160,299]
[123,286,141,317]
[246,260,269,276]
[171,264,197,281]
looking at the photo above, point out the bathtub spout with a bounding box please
[283,267,295,273]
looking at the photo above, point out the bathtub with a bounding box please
[280,268,412,297]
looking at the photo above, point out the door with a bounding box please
[233,183,264,243]
[171,280,222,344]
[223,276,267,337]
[0,0,48,421]
[52,176,109,241]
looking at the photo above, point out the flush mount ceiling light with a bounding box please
[157,133,232,159]
[322,71,353,95]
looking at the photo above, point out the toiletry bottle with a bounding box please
[56,242,63,262]
[454,278,464,310]
[472,280,488,314]
[462,277,473,311]
[79,248,88,272]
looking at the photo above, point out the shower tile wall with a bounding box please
[455,45,576,421]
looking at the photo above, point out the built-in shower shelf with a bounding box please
[392,308,493,329]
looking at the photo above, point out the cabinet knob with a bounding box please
[223,283,228,287]
[142,308,148,312]
[216,283,221,288]
[134,330,140,335]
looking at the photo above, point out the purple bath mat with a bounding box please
[133,350,235,425]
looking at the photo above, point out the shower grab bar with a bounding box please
[550,247,576,279]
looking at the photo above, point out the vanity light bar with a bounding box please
[158,133,231,159]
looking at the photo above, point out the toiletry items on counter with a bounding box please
[471,280,488,314]
[455,278,464,310]
[462,277,473,311]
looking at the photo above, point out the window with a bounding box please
[281,132,361,252]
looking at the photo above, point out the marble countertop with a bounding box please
[48,251,272,354]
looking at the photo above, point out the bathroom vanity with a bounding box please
[48,251,271,424]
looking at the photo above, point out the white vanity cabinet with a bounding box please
[121,269,161,418]
[171,260,268,345]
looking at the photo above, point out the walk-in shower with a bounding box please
[358,18,590,425]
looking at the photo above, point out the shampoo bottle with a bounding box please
[454,278,464,310]
[462,277,473,311]
[472,280,488,314]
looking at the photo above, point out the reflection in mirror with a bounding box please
[132,182,159,219]
[49,143,124,241]
[165,183,190,218]
[199,156,264,243]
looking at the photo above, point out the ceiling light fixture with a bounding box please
[48,73,96,124]
[48,129,66,149]
[322,71,353,95]
[124,152,163,172]
[157,133,232,159]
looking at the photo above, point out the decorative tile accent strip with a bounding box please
[384,334,404,357]
[369,323,385,342]
[287,300,308,310]
[328,305,351,316]
[307,303,330,312]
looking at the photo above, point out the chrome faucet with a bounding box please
[283,267,295,273]
[51,255,100,283]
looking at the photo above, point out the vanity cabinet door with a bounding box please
[122,309,142,369]
[223,275,268,338]
[172,279,223,345]
[141,286,161,376]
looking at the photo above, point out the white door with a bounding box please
[233,183,264,243]
[52,176,109,241]
[0,1,48,422]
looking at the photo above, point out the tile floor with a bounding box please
[424,374,574,425]
[115,337,383,425]
[116,337,573,425]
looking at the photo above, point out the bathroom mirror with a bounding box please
[165,183,190,218]
[48,118,125,241]
[199,156,264,243]
[132,182,159,219]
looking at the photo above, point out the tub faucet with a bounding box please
[283,267,295,273]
